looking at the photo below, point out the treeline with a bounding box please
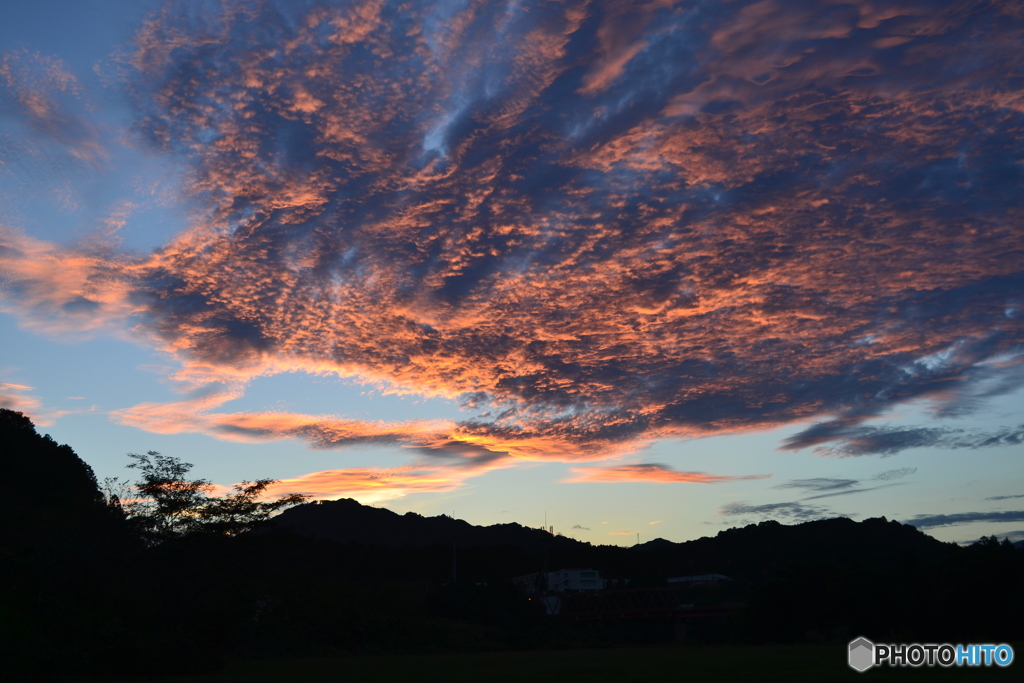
[2,409,1022,681]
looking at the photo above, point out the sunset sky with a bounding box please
[2,0,1022,546]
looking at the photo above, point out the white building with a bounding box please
[513,568,607,594]
[546,568,606,592]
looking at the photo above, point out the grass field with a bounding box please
[98,643,1020,683]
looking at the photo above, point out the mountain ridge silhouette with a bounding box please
[269,497,957,579]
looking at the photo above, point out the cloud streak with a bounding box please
[2,0,1024,495]
[783,423,1024,457]
[905,511,1024,529]
[770,468,917,502]
[0,382,81,426]
[776,478,859,492]
[566,462,771,484]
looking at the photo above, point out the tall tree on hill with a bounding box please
[113,451,308,543]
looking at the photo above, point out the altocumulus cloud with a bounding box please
[2,0,1024,497]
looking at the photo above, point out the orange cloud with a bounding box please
[0,230,143,339]
[113,394,453,445]
[262,464,475,505]
[111,391,657,469]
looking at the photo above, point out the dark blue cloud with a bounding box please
[906,510,1024,529]
[776,478,859,492]
[774,472,914,500]
[783,422,1024,456]
[719,500,838,522]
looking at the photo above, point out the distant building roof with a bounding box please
[513,568,606,594]
[668,573,731,584]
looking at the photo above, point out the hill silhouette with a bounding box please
[270,497,954,582]
[270,498,584,553]
[628,516,953,578]
[0,409,123,543]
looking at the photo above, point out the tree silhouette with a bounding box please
[200,478,309,536]
[114,451,308,542]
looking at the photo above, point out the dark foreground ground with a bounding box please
[88,643,1021,683]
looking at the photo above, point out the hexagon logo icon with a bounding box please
[849,637,874,672]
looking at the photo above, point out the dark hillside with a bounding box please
[625,516,954,580]
[0,409,122,542]
[268,498,955,584]
[260,496,1022,646]
[271,497,585,553]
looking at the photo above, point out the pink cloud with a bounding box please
[567,463,772,484]
[0,382,81,426]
